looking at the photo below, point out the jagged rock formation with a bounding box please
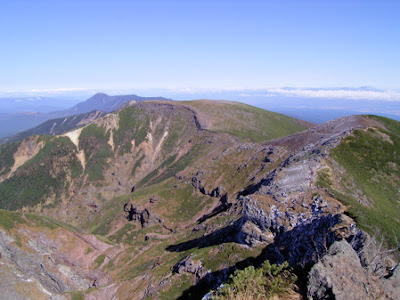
[173,255,207,278]
[307,239,400,299]
[124,202,162,228]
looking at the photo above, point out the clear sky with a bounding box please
[1,0,400,93]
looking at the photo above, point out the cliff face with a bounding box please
[0,101,399,299]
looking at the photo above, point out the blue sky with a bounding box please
[1,0,400,94]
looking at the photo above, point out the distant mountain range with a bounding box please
[0,110,107,144]
[53,93,171,116]
[0,93,170,139]
[0,96,77,114]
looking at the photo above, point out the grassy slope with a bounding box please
[176,100,313,142]
[0,208,81,233]
[318,115,400,248]
[0,141,21,176]
[0,136,82,210]
[113,104,207,188]
[79,123,113,181]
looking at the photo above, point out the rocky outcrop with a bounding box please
[191,171,223,197]
[124,202,162,228]
[382,264,400,299]
[0,230,67,294]
[0,224,115,298]
[235,192,350,243]
[308,240,385,299]
[173,255,207,278]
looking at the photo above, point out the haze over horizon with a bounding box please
[1,0,400,100]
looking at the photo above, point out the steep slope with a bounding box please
[0,93,169,139]
[0,209,120,299]
[0,110,106,144]
[316,115,400,248]
[0,102,399,299]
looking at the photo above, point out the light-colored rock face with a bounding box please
[63,127,83,150]
[275,161,315,192]
[76,110,105,127]
[93,112,120,133]
[63,127,86,169]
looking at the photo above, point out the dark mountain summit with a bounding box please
[57,93,171,116]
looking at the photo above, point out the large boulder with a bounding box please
[308,239,383,299]
[173,255,207,278]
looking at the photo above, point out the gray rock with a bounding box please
[0,230,66,294]
[308,240,383,300]
[381,264,400,300]
[123,203,162,228]
[173,255,207,278]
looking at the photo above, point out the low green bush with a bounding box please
[210,261,296,299]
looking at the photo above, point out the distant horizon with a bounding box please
[3,85,400,124]
[2,85,400,102]
[2,85,400,140]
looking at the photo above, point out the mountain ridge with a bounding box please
[0,110,107,144]
[0,93,171,139]
[0,100,398,299]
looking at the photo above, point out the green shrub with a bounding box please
[210,261,296,299]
